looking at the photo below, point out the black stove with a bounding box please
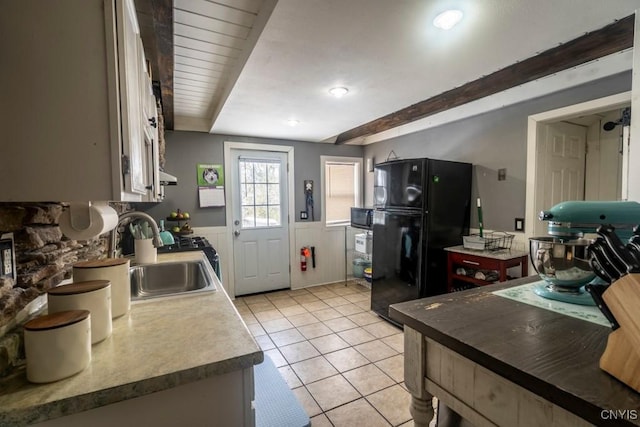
[157,235,211,252]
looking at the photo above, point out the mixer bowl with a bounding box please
[529,237,595,288]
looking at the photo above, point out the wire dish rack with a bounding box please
[463,231,514,251]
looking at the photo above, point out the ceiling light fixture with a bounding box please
[433,10,463,30]
[329,87,349,98]
[286,119,300,127]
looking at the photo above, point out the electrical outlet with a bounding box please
[300,211,308,220]
[2,249,11,275]
[515,218,524,231]
[498,168,507,181]
[0,236,15,279]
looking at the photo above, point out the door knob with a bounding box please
[234,230,241,237]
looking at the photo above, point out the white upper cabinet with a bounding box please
[141,54,162,202]
[117,0,147,198]
[0,0,158,202]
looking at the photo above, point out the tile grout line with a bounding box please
[238,282,410,426]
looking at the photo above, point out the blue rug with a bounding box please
[254,354,310,427]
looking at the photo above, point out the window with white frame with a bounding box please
[321,156,363,226]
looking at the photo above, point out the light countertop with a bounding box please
[445,244,528,260]
[0,251,263,426]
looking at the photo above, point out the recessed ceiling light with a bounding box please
[286,119,299,127]
[329,87,349,98]
[433,10,463,30]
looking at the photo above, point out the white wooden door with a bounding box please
[535,122,587,236]
[543,122,587,205]
[231,150,290,296]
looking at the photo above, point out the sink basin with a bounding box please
[130,260,217,300]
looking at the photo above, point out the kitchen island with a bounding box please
[0,251,263,426]
[390,276,640,427]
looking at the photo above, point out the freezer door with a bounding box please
[373,159,425,210]
[371,210,424,324]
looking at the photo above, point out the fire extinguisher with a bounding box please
[300,247,310,271]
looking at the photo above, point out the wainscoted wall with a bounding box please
[291,223,362,289]
[194,223,530,300]
[192,223,365,298]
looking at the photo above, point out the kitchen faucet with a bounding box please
[109,211,164,258]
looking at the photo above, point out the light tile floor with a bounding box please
[235,281,414,427]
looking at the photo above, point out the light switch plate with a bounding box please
[515,218,524,231]
[300,211,308,220]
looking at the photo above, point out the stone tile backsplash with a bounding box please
[0,202,130,375]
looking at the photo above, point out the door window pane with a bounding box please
[254,163,267,182]
[241,184,254,205]
[268,184,280,204]
[242,207,255,227]
[255,183,268,205]
[239,159,282,228]
[267,164,280,183]
[269,206,281,225]
[256,206,268,226]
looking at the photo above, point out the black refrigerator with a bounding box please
[371,158,472,324]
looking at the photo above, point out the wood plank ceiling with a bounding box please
[137,1,637,142]
[137,0,272,131]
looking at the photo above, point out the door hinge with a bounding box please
[122,154,130,175]
[288,264,291,273]
[287,163,289,173]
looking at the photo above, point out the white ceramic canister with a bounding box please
[24,310,91,383]
[134,238,157,264]
[47,280,112,344]
[73,258,130,318]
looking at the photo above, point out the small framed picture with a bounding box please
[197,164,224,187]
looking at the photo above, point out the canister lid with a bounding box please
[74,258,129,268]
[24,310,90,331]
[47,280,110,295]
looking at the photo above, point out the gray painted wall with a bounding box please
[142,132,363,227]
[363,72,632,232]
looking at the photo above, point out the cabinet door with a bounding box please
[138,36,160,202]
[0,0,152,202]
[142,77,161,202]
[117,0,147,197]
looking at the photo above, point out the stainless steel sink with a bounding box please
[130,260,217,300]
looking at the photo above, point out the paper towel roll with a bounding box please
[59,202,118,240]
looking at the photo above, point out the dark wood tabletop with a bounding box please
[390,276,640,426]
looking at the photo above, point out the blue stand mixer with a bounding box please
[530,200,640,306]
